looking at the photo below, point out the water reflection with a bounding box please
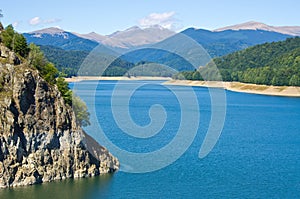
[0,174,114,199]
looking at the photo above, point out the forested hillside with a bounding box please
[174,37,300,86]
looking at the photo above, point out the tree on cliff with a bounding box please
[1,24,29,57]
[72,95,91,127]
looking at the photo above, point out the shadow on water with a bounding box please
[0,174,115,199]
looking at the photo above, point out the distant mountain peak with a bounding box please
[30,27,65,35]
[215,21,270,31]
[215,21,300,36]
[98,25,175,48]
[72,31,107,43]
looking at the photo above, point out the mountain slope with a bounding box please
[118,28,293,71]
[215,21,300,36]
[23,28,99,51]
[175,37,300,86]
[181,28,293,57]
[74,25,175,48]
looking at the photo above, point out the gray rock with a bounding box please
[0,44,119,188]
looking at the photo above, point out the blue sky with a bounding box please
[0,0,299,35]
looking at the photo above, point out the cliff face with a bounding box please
[0,45,119,188]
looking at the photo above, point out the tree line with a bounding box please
[174,37,300,86]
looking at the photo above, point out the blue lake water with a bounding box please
[1,80,300,198]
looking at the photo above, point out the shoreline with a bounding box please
[65,76,172,82]
[65,76,300,97]
[164,80,300,97]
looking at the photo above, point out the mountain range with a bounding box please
[22,21,300,76]
[73,25,175,48]
[24,25,175,50]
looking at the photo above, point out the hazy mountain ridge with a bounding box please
[215,21,300,36]
[181,28,292,57]
[24,29,98,51]
[73,25,175,48]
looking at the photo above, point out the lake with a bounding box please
[1,80,300,198]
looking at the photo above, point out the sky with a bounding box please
[0,0,299,35]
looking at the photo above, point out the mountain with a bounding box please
[175,37,300,86]
[23,22,297,75]
[74,25,175,48]
[119,27,293,71]
[23,28,99,51]
[181,28,293,57]
[73,31,108,43]
[215,21,300,36]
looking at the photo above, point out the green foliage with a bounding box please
[102,66,127,76]
[28,44,58,84]
[56,76,90,127]
[72,95,90,127]
[13,33,29,57]
[1,25,14,49]
[56,76,72,105]
[289,75,300,86]
[0,25,29,57]
[40,45,89,77]
[175,37,300,86]
[39,45,136,77]
[43,63,58,85]
[28,43,47,68]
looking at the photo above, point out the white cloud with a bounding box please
[29,17,41,25]
[29,17,61,26]
[139,12,180,30]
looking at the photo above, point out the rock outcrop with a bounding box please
[0,45,119,188]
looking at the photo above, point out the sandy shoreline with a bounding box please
[164,80,300,97]
[65,76,172,82]
[65,77,300,97]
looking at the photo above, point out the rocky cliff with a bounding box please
[0,44,119,188]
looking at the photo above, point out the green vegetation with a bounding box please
[1,25,29,57]
[128,62,177,77]
[72,95,90,127]
[174,37,300,86]
[0,24,90,126]
[40,46,89,77]
[40,46,178,77]
[56,76,72,105]
[28,44,58,84]
[40,45,136,77]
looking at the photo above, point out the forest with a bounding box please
[173,37,300,86]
